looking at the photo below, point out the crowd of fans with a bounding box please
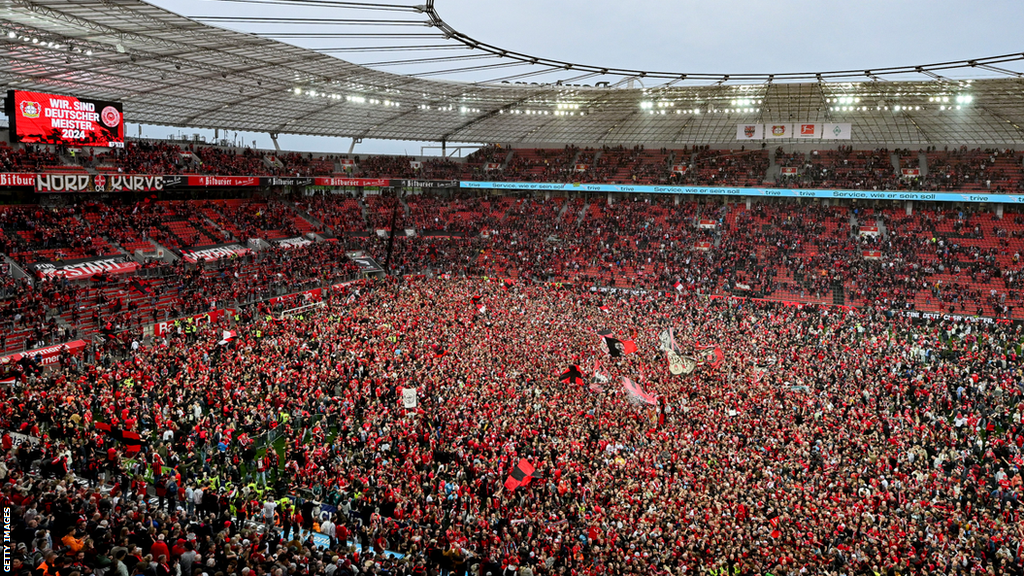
[2,138,1023,192]
[10,191,1024,356]
[3,273,1024,576]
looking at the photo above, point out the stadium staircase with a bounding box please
[919,151,930,178]
[764,147,781,182]
[890,151,901,176]
[876,218,889,240]
[500,149,514,169]
[399,195,411,220]
[576,201,591,225]
[288,201,333,236]
[556,200,571,222]
[357,198,370,227]
[831,279,846,306]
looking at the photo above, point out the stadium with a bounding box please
[2,1,1024,575]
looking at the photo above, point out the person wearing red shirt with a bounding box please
[151,534,170,563]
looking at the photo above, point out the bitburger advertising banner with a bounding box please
[262,177,314,187]
[314,177,390,187]
[398,179,459,189]
[0,172,36,187]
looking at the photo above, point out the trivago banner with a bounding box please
[181,243,252,263]
[460,180,1023,204]
[0,339,88,367]
[34,255,139,280]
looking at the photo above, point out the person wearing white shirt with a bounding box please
[263,499,277,527]
[320,516,336,547]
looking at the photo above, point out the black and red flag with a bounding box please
[597,328,637,358]
[129,277,154,297]
[96,424,146,454]
[504,459,535,491]
[696,343,725,368]
[470,295,486,314]
[502,278,515,291]
[559,365,585,386]
[432,344,447,358]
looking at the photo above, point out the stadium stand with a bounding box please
[5,144,1024,576]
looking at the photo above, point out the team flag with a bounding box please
[621,377,658,406]
[559,365,585,386]
[697,343,725,368]
[504,459,535,491]
[597,328,637,357]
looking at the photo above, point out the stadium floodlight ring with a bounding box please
[423,0,1024,83]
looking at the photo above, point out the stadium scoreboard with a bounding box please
[6,89,124,148]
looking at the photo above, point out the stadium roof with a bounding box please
[2,0,1024,146]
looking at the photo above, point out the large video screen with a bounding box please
[6,90,124,147]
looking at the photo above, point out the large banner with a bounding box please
[273,236,313,249]
[35,173,164,193]
[181,243,251,263]
[460,181,1017,204]
[7,90,125,148]
[1,431,41,447]
[0,339,88,367]
[34,255,139,280]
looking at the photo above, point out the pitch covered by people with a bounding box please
[2,276,1024,576]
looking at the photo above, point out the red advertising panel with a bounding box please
[269,287,323,305]
[0,339,88,367]
[34,256,140,280]
[0,173,36,187]
[154,310,229,337]
[187,176,260,187]
[7,90,125,147]
[314,177,390,187]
